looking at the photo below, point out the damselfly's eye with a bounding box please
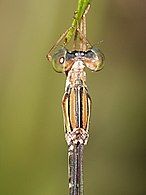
[85,47,105,71]
[52,48,67,73]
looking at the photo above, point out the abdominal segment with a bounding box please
[62,84,91,133]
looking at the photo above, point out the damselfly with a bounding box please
[52,45,104,194]
[47,5,104,195]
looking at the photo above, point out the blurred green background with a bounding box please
[0,0,145,195]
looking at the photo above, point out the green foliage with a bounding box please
[65,0,91,43]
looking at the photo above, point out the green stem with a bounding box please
[65,0,91,44]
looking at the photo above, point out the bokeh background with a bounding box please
[0,0,145,195]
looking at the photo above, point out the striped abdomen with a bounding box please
[62,81,91,135]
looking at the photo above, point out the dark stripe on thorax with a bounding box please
[66,85,73,132]
[85,93,91,130]
[75,85,83,128]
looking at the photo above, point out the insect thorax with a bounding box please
[62,60,90,146]
[65,60,87,91]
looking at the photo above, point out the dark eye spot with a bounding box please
[85,50,95,58]
[66,51,76,60]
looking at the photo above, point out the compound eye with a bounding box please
[52,48,67,73]
[85,47,105,71]
[91,47,105,71]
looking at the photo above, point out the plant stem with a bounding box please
[64,0,91,44]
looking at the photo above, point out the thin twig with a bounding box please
[46,0,91,61]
